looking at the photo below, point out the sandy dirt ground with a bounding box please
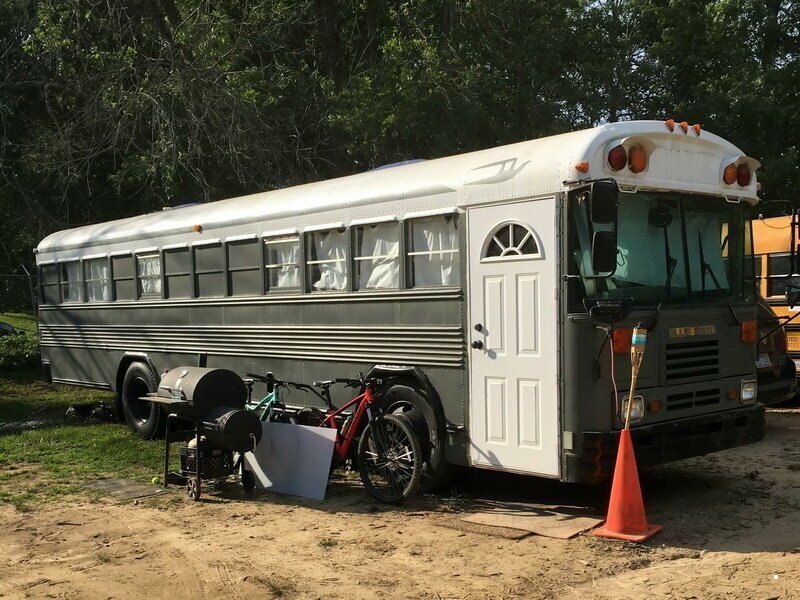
[2,409,800,600]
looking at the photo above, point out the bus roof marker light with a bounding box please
[679,121,689,134]
[607,145,627,171]
[628,145,648,174]
[723,163,738,185]
[192,224,203,233]
[664,119,675,132]
[575,161,589,173]
[737,164,751,187]
[692,124,702,136]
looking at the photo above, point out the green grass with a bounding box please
[0,312,37,334]
[0,371,167,511]
[0,370,115,422]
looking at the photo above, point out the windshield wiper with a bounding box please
[697,232,740,325]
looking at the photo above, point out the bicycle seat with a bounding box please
[313,380,335,389]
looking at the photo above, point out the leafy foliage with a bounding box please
[0,333,40,372]
[0,0,798,273]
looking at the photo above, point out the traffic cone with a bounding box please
[592,429,661,542]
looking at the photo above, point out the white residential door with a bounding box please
[468,199,559,476]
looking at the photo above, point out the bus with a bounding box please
[753,215,800,375]
[35,120,765,485]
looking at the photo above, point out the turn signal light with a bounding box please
[737,163,751,186]
[192,224,203,233]
[741,320,757,343]
[608,145,627,171]
[575,161,589,173]
[723,163,738,185]
[612,328,633,353]
[628,145,648,173]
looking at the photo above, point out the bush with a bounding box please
[0,334,40,372]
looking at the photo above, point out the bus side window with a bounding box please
[164,247,191,299]
[307,229,348,292]
[193,244,224,298]
[264,235,301,292]
[136,254,162,299]
[84,258,111,302]
[227,239,261,297]
[407,214,460,288]
[59,261,81,303]
[354,222,400,290]
[40,264,59,305]
[112,254,136,300]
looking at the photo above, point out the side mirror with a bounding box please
[592,231,618,273]
[786,285,800,309]
[589,180,618,224]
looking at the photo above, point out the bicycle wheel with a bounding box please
[357,413,422,504]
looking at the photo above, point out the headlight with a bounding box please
[621,395,645,424]
[741,379,757,404]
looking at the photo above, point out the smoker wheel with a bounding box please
[241,470,255,493]
[186,479,201,501]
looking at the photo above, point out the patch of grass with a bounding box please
[318,537,338,549]
[0,312,37,334]
[0,371,115,422]
[0,423,167,509]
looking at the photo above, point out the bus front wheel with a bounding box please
[121,361,163,438]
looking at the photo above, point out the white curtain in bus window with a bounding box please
[309,229,348,291]
[59,261,81,302]
[355,222,400,289]
[137,254,162,297]
[408,215,460,287]
[84,258,111,301]
[264,236,300,290]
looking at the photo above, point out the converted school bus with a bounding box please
[36,120,764,485]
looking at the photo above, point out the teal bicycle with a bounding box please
[244,371,312,422]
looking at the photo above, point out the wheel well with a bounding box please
[115,353,159,403]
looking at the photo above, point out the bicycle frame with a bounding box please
[321,386,377,462]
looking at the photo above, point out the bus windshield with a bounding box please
[568,191,756,310]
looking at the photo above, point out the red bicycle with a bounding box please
[288,375,423,504]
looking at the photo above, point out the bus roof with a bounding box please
[37,120,758,256]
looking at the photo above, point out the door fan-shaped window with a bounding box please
[484,223,539,259]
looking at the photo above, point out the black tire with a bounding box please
[241,469,256,492]
[121,361,163,439]
[357,413,422,504]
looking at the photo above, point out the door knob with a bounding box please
[474,323,483,332]
[471,340,483,350]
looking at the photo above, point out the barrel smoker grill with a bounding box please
[143,367,263,501]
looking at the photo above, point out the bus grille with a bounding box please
[665,387,721,411]
[665,340,719,382]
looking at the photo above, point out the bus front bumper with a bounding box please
[565,403,765,484]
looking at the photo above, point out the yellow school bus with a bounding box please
[752,216,800,370]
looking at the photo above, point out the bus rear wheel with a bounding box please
[121,361,162,439]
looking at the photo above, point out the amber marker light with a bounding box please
[664,118,675,131]
[723,163,738,184]
[647,399,661,413]
[628,145,647,173]
[607,145,627,171]
[692,123,702,136]
[679,121,689,133]
[741,320,757,343]
[575,161,589,173]
[737,163,751,186]
[192,224,203,233]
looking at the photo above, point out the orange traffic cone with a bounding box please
[592,429,661,542]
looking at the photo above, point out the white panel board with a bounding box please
[516,273,538,356]
[244,422,336,501]
[486,377,507,444]
[484,275,506,354]
[518,379,541,448]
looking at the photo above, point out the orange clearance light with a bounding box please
[741,320,757,343]
[628,145,647,173]
[192,224,203,233]
[692,123,702,136]
[647,399,661,413]
[665,119,675,131]
[727,387,739,401]
[575,161,589,173]
[737,163,751,186]
[612,328,633,354]
[679,121,689,133]
[723,163,738,184]
[607,145,627,171]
